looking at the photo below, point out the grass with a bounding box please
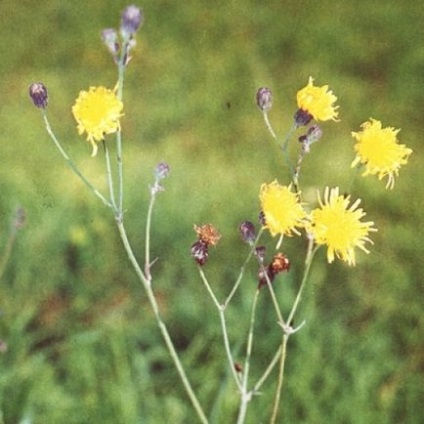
[0,0,423,422]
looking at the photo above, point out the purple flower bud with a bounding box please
[294,109,313,128]
[256,87,272,112]
[29,82,48,109]
[239,221,256,245]
[191,240,209,266]
[120,5,143,38]
[155,162,170,180]
[102,28,119,56]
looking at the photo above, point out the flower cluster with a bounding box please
[259,181,376,266]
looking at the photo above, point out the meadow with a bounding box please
[0,0,423,422]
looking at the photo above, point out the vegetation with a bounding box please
[0,0,422,422]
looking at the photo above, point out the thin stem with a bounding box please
[103,141,117,211]
[198,268,242,390]
[144,188,157,281]
[251,345,282,394]
[42,112,114,209]
[117,221,208,424]
[263,112,277,139]
[262,269,285,326]
[269,236,318,423]
[236,289,260,424]
[286,237,317,326]
[115,41,128,218]
[270,335,289,424]
[224,228,264,308]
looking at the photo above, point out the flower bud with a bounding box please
[293,108,312,128]
[29,82,48,109]
[102,28,119,56]
[120,5,143,38]
[256,87,272,112]
[299,124,323,153]
[239,221,256,245]
[155,162,170,180]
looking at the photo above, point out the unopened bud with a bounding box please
[256,87,272,112]
[155,162,170,180]
[239,221,256,245]
[102,28,119,56]
[293,108,312,128]
[29,82,48,109]
[120,5,143,38]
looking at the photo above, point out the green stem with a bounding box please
[270,335,289,424]
[117,221,208,424]
[236,288,260,424]
[270,236,318,423]
[103,141,117,211]
[224,228,264,308]
[42,112,114,209]
[198,268,242,390]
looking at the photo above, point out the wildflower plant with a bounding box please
[28,5,413,424]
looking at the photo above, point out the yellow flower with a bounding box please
[351,119,412,189]
[296,76,339,121]
[72,86,123,156]
[259,181,306,237]
[307,187,376,266]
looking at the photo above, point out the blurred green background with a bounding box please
[0,0,423,422]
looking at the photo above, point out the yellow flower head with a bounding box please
[296,76,339,122]
[351,118,412,189]
[259,180,306,237]
[72,86,123,156]
[307,187,376,266]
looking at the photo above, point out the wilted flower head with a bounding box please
[120,5,143,38]
[194,224,221,246]
[191,240,209,266]
[256,87,272,112]
[72,86,123,156]
[258,252,290,288]
[29,82,48,109]
[351,118,412,189]
[307,187,377,266]
[296,76,339,123]
[259,181,306,237]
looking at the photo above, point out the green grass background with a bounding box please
[0,0,423,422]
